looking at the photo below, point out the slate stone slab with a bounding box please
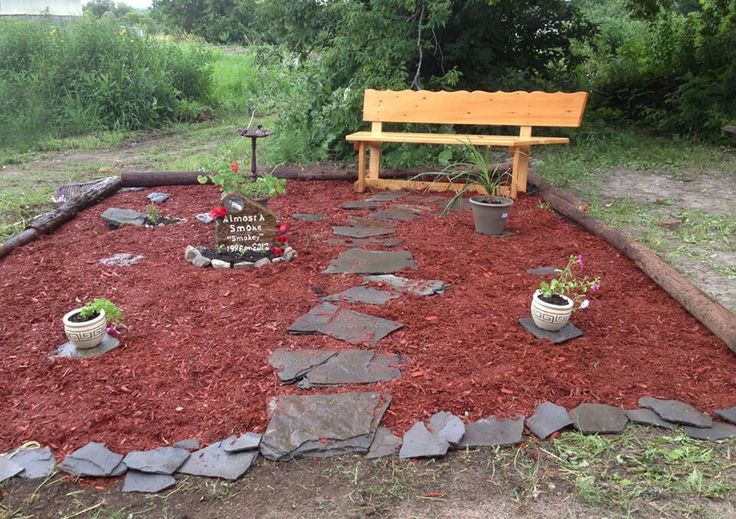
[569,404,628,434]
[323,249,416,274]
[638,397,713,428]
[458,415,525,448]
[269,348,401,386]
[364,275,447,297]
[223,433,262,453]
[178,439,258,480]
[0,457,23,483]
[7,448,55,479]
[365,192,407,202]
[372,206,420,221]
[326,238,403,248]
[519,318,583,344]
[98,253,144,267]
[683,422,736,441]
[55,334,120,359]
[101,208,146,228]
[527,266,558,276]
[344,200,381,210]
[123,447,189,475]
[428,412,465,446]
[287,303,404,345]
[260,392,391,461]
[715,406,736,425]
[173,438,200,450]
[147,192,170,203]
[625,408,676,430]
[403,195,445,205]
[526,402,573,439]
[332,226,396,239]
[399,422,450,459]
[195,213,214,224]
[347,216,397,229]
[323,286,400,306]
[59,442,126,477]
[123,471,176,493]
[292,213,326,221]
[367,427,402,459]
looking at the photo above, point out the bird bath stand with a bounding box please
[237,126,272,179]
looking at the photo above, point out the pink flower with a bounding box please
[106,325,121,338]
[576,255,584,267]
[277,223,289,233]
[590,284,601,292]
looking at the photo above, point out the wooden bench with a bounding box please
[346,89,588,198]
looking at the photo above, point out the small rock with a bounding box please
[122,447,189,475]
[367,427,402,459]
[292,213,326,221]
[427,412,465,446]
[59,442,125,477]
[98,253,144,267]
[234,261,255,269]
[211,259,231,269]
[715,406,736,425]
[526,402,573,439]
[272,257,284,264]
[123,471,176,493]
[8,448,56,479]
[184,246,200,262]
[173,439,200,451]
[683,422,736,441]
[283,247,294,256]
[178,439,258,480]
[285,250,297,261]
[101,208,146,229]
[255,258,271,268]
[625,408,676,430]
[147,192,170,203]
[399,422,450,459]
[458,415,525,448]
[192,256,211,268]
[638,397,713,428]
[569,403,628,434]
[223,433,262,453]
[195,213,215,224]
[0,456,23,483]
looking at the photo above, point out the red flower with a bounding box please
[275,235,288,243]
[230,161,239,172]
[277,223,289,233]
[209,206,227,219]
[271,246,284,256]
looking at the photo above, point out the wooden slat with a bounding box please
[346,131,569,146]
[353,178,512,198]
[363,89,588,127]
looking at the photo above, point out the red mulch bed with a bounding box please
[1,181,734,458]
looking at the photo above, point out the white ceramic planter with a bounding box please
[63,308,107,349]
[531,290,573,331]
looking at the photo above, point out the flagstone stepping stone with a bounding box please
[55,334,120,359]
[347,216,397,228]
[0,456,23,483]
[6,448,55,479]
[428,412,465,446]
[399,422,450,459]
[173,438,200,450]
[332,226,396,239]
[323,286,400,306]
[372,206,420,221]
[569,404,628,434]
[364,275,448,297]
[344,200,381,210]
[101,208,146,228]
[365,192,407,202]
[404,195,445,204]
[98,253,144,267]
[323,249,416,274]
[123,471,176,493]
[178,438,258,480]
[625,408,677,430]
[269,348,401,386]
[527,266,558,276]
[367,427,402,459]
[715,406,736,425]
[683,422,736,441]
[526,402,573,439]
[458,415,525,448]
[638,397,713,428]
[287,303,404,345]
[223,433,262,453]
[260,392,391,460]
[123,447,189,475]
[59,442,126,477]
[147,192,170,203]
[326,238,403,248]
[519,318,583,344]
[292,213,326,221]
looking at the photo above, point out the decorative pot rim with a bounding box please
[469,195,513,208]
[532,290,574,310]
[63,307,106,326]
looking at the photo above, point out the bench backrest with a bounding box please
[363,89,588,128]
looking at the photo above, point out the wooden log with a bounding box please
[0,229,40,259]
[529,175,736,352]
[28,176,122,234]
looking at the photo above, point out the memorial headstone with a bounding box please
[215,193,277,255]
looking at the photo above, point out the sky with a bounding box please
[81,0,152,9]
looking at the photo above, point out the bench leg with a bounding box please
[368,143,381,180]
[354,142,367,193]
[511,145,530,198]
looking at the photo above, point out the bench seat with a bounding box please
[346,131,570,147]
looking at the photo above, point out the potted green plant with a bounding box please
[62,298,125,349]
[532,255,601,331]
[414,143,513,235]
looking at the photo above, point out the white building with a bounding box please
[0,0,82,17]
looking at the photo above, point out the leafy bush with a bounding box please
[0,19,214,150]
